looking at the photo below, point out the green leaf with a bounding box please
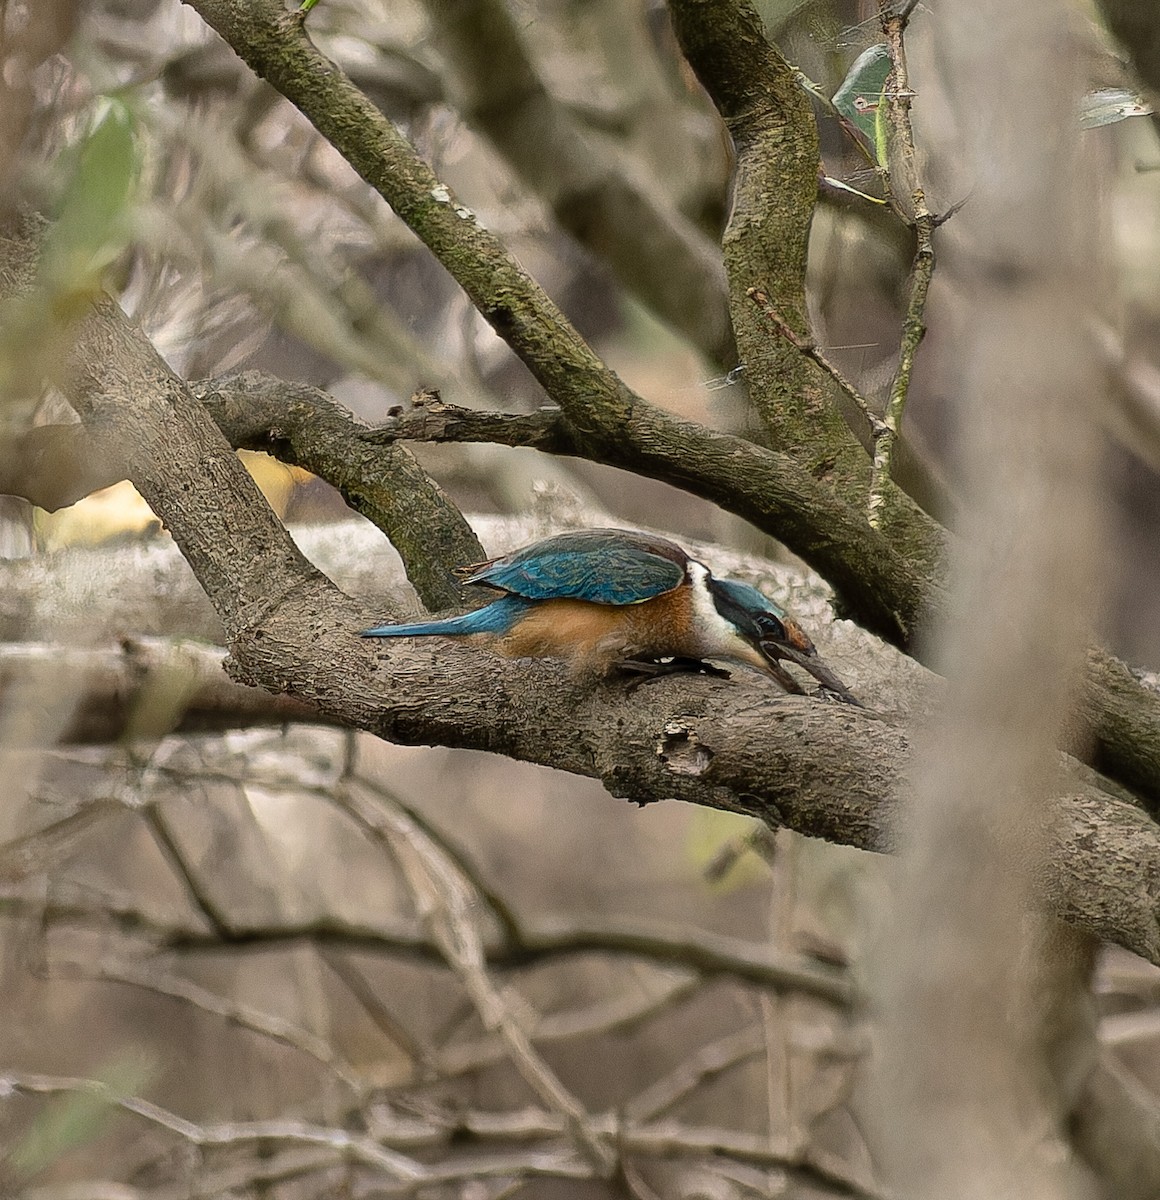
[1079,87,1153,129]
[40,97,141,305]
[833,44,892,160]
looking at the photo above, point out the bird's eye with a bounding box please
[755,613,786,640]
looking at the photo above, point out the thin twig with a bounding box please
[0,1072,425,1178]
[0,882,851,1004]
[355,770,524,946]
[870,0,937,529]
[332,782,618,1176]
[20,1148,342,1200]
[746,288,889,439]
[49,958,365,1092]
[438,977,700,1078]
[317,947,438,1077]
[140,801,236,940]
[622,1028,766,1124]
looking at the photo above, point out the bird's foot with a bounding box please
[612,656,732,690]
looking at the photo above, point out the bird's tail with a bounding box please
[361,595,534,639]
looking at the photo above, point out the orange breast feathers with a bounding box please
[487,590,698,669]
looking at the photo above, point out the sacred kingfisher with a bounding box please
[362,528,859,703]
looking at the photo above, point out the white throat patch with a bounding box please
[686,561,765,666]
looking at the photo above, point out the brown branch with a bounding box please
[746,288,888,438]
[18,1149,341,1200]
[0,384,924,651]
[0,291,1156,972]
[50,959,365,1092]
[357,393,575,456]
[1,46,1159,974]
[1,1071,426,1178]
[153,0,1160,814]
[870,1,937,531]
[5,887,849,1003]
[623,1028,766,1124]
[335,782,616,1176]
[436,978,701,1078]
[189,375,484,612]
[0,1069,883,1196]
[667,0,944,581]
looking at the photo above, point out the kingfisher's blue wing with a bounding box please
[460,529,687,606]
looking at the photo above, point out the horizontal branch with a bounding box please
[0,639,328,742]
[2,1070,878,1195]
[15,888,848,1004]
[28,616,1149,963]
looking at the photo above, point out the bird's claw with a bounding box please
[613,656,732,690]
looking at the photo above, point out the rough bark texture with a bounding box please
[4,519,1160,969]
[667,0,945,579]
[0,6,1158,976]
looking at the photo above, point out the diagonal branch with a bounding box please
[0,40,1158,974]
[335,782,616,1176]
[419,0,734,364]
[666,0,944,579]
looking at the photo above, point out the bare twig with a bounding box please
[139,801,236,940]
[746,288,888,439]
[50,959,365,1092]
[870,1,937,530]
[331,783,617,1176]
[354,771,524,946]
[317,948,437,1077]
[20,1148,343,1200]
[0,1071,425,1178]
[437,977,701,1077]
[623,1028,766,1124]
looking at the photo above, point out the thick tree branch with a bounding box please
[0,499,1157,969]
[189,377,484,611]
[667,0,944,578]
[11,370,1160,817]
[0,215,478,614]
[0,35,1157,972]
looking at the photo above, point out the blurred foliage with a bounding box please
[6,1054,154,1183]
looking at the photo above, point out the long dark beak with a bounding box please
[759,640,862,707]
